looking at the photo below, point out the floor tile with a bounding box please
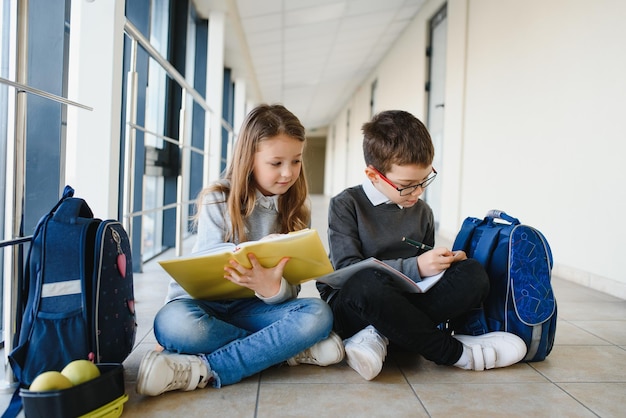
[411,382,597,417]
[557,300,626,321]
[125,379,260,417]
[257,382,428,417]
[396,352,547,385]
[553,320,612,345]
[530,345,626,382]
[559,382,626,418]
[569,320,626,345]
[261,360,405,385]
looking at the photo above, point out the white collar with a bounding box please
[362,179,403,209]
[255,190,280,212]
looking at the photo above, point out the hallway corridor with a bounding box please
[2,195,625,417]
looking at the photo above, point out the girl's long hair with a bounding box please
[195,104,310,242]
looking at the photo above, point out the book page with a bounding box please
[316,257,445,293]
[415,270,445,292]
[192,242,237,256]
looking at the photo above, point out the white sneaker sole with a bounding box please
[345,344,384,381]
[136,350,160,395]
[287,331,346,366]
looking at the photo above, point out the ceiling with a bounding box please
[194,0,427,131]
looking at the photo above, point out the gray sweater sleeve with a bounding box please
[192,189,230,253]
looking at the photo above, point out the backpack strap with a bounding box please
[452,218,479,251]
[472,227,500,267]
[1,388,22,418]
[52,198,94,222]
[29,185,75,234]
[19,186,79,310]
[471,210,521,266]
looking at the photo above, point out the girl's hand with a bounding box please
[224,253,290,298]
[417,247,466,277]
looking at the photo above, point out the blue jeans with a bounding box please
[153,296,333,387]
[328,258,489,365]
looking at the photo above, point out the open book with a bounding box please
[159,229,444,300]
[158,229,334,300]
[316,257,445,293]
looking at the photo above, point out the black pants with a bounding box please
[328,258,489,365]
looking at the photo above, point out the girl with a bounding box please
[137,104,344,396]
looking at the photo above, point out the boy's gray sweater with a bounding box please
[318,184,435,302]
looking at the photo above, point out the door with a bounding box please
[425,5,447,230]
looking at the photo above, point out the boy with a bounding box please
[317,110,526,380]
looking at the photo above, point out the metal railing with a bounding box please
[122,19,235,257]
[0,76,93,390]
[1,0,96,386]
[2,12,236,388]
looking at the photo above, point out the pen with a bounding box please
[402,237,433,251]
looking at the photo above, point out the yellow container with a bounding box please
[79,394,128,418]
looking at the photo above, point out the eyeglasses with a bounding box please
[370,166,438,196]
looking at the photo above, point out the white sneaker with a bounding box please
[452,332,527,371]
[287,331,345,366]
[136,351,212,396]
[344,325,389,381]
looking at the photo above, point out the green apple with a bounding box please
[29,371,73,391]
[61,360,101,386]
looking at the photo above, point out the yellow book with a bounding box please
[158,229,333,300]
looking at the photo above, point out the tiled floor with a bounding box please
[2,195,626,417]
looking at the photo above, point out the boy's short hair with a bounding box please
[362,110,434,173]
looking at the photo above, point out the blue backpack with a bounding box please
[8,186,137,386]
[451,210,556,362]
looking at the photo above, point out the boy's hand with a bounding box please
[417,247,467,277]
[451,250,467,262]
[224,253,289,298]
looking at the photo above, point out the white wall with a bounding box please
[66,0,126,218]
[325,0,626,298]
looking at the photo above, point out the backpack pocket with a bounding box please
[11,308,90,385]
